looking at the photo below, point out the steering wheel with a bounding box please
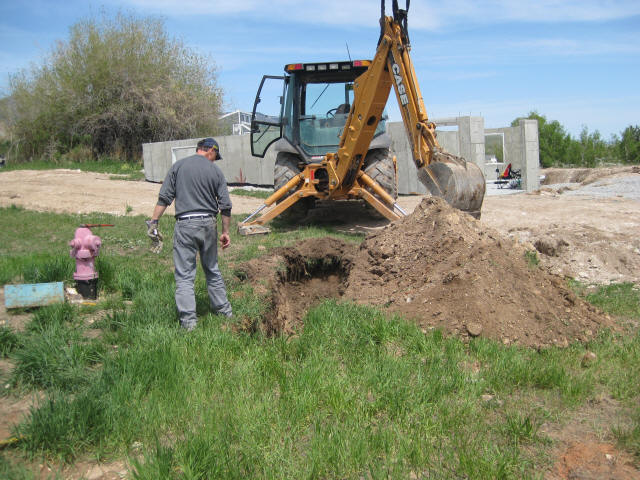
[326,107,338,118]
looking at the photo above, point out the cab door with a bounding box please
[250,75,286,158]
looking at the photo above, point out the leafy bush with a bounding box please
[6,12,224,162]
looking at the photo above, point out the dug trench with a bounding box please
[235,197,617,349]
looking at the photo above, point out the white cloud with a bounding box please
[110,0,640,29]
[511,36,640,56]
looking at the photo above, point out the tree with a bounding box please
[574,126,609,167]
[484,134,504,162]
[615,125,640,164]
[7,12,224,161]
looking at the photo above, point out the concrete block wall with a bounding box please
[389,122,459,195]
[143,115,539,193]
[390,116,486,194]
[457,116,486,176]
[521,119,541,191]
[485,119,540,191]
[143,136,276,186]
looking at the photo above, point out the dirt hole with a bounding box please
[235,238,356,335]
[266,248,353,335]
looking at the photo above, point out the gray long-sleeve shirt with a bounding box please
[157,154,232,218]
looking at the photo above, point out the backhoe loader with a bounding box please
[239,0,485,235]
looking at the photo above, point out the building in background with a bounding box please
[218,110,252,136]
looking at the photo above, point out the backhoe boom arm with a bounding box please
[334,1,485,217]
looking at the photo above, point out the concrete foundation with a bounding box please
[485,119,540,191]
[143,116,539,193]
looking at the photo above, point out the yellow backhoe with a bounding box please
[239,0,485,235]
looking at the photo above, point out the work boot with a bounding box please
[180,321,196,332]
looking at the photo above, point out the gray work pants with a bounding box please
[173,216,232,329]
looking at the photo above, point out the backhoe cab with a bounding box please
[239,0,485,235]
[248,60,396,226]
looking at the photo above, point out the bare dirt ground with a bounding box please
[543,395,640,480]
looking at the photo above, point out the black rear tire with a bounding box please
[363,148,397,217]
[274,152,313,221]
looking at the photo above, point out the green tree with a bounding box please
[7,12,223,161]
[575,126,609,167]
[484,134,504,162]
[615,125,640,164]
[511,111,572,167]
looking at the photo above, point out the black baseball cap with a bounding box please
[198,137,222,159]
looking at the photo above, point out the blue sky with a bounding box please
[1,0,639,138]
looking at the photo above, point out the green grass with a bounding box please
[0,325,20,358]
[229,188,272,199]
[613,406,640,462]
[586,283,640,318]
[10,303,104,392]
[0,454,35,480]
[1,158,144,181]
[524,250,540,268]
[0,207,639,477]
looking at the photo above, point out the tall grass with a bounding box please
[14,297,637,477]
[0,454,35,480]
[1,207,639,477]
[586,283,640,318]
[10,304,103,392]
[0,326,20,358]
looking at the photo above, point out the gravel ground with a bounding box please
[557,175,640,201]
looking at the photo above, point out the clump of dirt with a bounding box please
[533,237,570,257]
[237,197,616,348]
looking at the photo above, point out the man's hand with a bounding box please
[220,214,231,250]
[219,232,231,250]
[145,219,163,254]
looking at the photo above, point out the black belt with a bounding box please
[177,214,213,221]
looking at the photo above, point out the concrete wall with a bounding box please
[143,136,276,186]
[143,115,539,193]
[485,118,540,191]
[389,122,459,195]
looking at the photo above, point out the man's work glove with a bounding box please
[145,219,163,254]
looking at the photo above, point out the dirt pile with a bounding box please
[237,197,616,348]
[541,165,640,186]
[343,197,615,347]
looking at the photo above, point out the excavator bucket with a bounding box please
[417,151,486,219]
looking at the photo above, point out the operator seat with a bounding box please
[335,103,350,115]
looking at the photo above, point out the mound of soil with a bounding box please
[343,197,615,348]
[541,166,640,186]
[237,197,616,348]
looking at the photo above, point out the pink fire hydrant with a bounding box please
[69,227,102,299]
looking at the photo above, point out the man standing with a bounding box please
[146,137,233,330]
